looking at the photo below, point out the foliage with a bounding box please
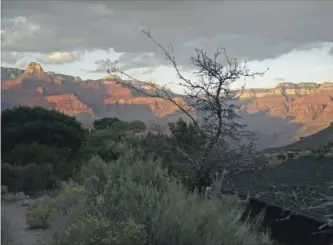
[78,128,135,162]
[113,30,264,192]
[4,142,69,166]
[54,215,113,245]
[168,119,205,158]
[1,162,56,194]
[54,215,147,245]
[1,106,86,159]
[52,152,272,245]
[93,117,146,133]
[312,139,333,159]
[50,183,85,210]
[112,219,147,245]
[26,183,85,230]
[26,202,53,229]
[93,117,127,131]
[128,120,147,132]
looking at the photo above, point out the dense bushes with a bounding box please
[30,150,271,245]
[1,106,86,156]
[4,143,69,166]
[0,109,273,244]
[1,106,86,193]
[92,117,146,132]
[26,183,84,229]
[1,162,56,194]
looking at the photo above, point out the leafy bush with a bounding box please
[50,183,85,215]
[93,117,125,130]
[127,120,147,133]
[93,117,146,133]
[78,127,141,163]
[54,215,112,245]
[112,219,147,245]
[26,183,85,230]
[4,142,69,166]
[54,216,147,245]
[26,202,52,229]
[1,162,56,194]
[1,107,87,193]
[53,151,272,245]
[1,106,86,159]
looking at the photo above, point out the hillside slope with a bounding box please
[1,63,194,130]
[264,123,333,152]
[2,62,333,149]
[236,82,333,149]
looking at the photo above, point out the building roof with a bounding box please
[223,156,333,223]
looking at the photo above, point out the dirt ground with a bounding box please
[1,200,50,245]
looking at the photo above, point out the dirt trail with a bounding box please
[1,200,49,245]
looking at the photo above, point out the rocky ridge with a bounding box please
[1,62,192,130]
[1,62,333,149]
[237,82,333,99]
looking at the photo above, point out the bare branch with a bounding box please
[104,29,267,192]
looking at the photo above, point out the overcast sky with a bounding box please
[2,1,333,92]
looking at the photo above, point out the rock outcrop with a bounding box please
[45,94,94,116]
[104,97,191,117]
[2,63,333,149]
[237,82,333,99]
[24,62,44,74]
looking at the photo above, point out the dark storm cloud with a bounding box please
[2,1,333,69]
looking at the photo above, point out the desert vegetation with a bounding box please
[1,106,274,245]
[2,31,332,245]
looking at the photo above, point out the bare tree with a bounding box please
[106,30,267,192]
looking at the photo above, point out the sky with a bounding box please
[1,1,333,93]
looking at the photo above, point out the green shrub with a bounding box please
[78,128,128,162]
[127,120,147,133]
[1,162,56,194]
[66,151,272,245]
[26,184,85,230]
[1,106,86,157]
[53,215,113,245]
[3,142,69,166]
[93,117,146,133]
[112,219,147,245]
[26,202,52,229]
[50,183,85,215]
[54,215,147,245]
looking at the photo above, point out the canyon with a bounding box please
[1,62,333,149]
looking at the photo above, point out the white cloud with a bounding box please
[2,1,333,68]
[38,51,85,64]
